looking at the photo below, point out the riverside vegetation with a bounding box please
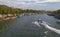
[0,5,45,20]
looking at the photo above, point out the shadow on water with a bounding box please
[0,19,15,37]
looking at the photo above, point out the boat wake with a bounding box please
[32,21,41,27]
[32,20,60,35]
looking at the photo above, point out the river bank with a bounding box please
[47,12,60,19]
[0,14,17,22]
[0,13,38,22]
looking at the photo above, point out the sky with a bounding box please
[0,0,60,11]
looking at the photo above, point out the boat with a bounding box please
[32,19,60,35]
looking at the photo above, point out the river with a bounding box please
[0,13,60,37]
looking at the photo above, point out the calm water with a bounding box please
[0,13,60,37]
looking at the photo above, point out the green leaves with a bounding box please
[56,9,60,14]
[0,5,44,14]
[0,5,22,14]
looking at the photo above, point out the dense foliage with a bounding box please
[0,5,22,14]
[53,9,60,14]
[56,9,60,14]
[0,5,45,14]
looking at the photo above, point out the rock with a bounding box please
[54,14,60,19]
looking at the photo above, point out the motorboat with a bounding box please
[32,19,47,27]
[32,19,60,35]
[37,19,47,26]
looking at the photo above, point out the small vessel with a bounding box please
[32,19,45,27]
[37,19,43,23]
[32,19,60,35]
[16,14,20,18]
[17,16,20,18]
[37,19,60,35]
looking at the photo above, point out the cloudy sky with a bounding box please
[0,0,60,11]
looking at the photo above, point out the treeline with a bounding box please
[23,9,45,14]
[0,5,22,14]
[0,5,44,14]
[53,9,60,19]
[53,9,60,14]
[47,9,60,19]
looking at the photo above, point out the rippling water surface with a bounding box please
[0,13,60,37]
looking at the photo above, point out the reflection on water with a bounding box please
[0,20,15,37]
[0,14,60,37]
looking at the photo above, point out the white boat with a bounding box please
[32,19,60,35]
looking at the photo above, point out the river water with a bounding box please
[0,13,60,37]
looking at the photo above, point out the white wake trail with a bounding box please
[32,21,60,35]
[32,21,41,27]
[42,23,60,35]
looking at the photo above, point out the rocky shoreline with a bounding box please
[0,14,17,22]
[47,13,60,19]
